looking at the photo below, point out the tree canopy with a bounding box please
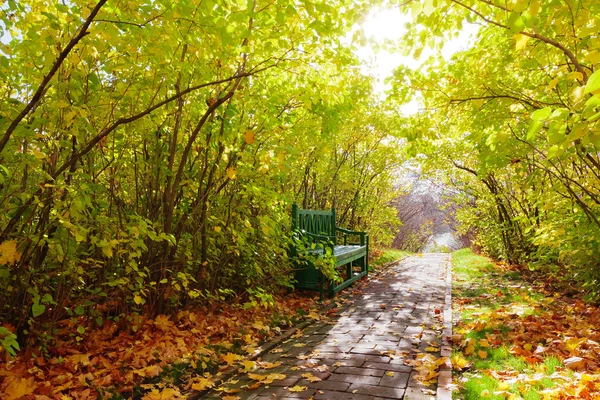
[0,0,405,339]
[390,0,600,298]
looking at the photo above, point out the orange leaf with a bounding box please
[226,167,237,180]
[477,350,488,359]
[134,365,163,378]
[4,377,37,400]
[154,315,174,332]
[244,130,255,144]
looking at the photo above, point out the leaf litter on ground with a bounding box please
[452,249,600,399]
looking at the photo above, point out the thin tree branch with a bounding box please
[0,0,108,155]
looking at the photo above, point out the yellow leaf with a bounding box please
[0,240,21,265]
[154,315,174,332]
[4,377,37,400]
[134,295,143,305]
[567,71,584,81]
[258,361,281,369]
[546,78,559,92]
[464,344,475,355]
[222,396,241,400]
[248,373,267,382]
[302,373,322,382]
[242,334,254,344]
[425,346,439,352]
[451,354,469,370]
[288,385,307,393]
[478,350,488,359]
[479,339,490,348]
[133,365,163,378]
[385,371,395,377]
[142,388,181,400]
[191,376,215,391]
[226,167,237,180]
[65,110,77,127]
[513,33,530,50]
[222,352,239,366]
[214,226,221,233]
[241,360,256,371]
[244,130,255,144]
[523,343,533,351]
[263,373,286,384]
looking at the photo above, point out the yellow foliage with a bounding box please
[0,240,21,265]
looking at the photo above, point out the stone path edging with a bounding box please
[437,254,453,400]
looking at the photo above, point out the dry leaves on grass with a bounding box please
[454,263,600,399]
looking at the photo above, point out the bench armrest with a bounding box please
[336,227,367,246]
[336,227,366,236]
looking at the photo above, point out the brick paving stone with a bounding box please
[314,391,374,400]
[379,371,410,388]
[308,379,351,391]
[327,373,381,385]
[334,366,386,376]
[348,383,406,399]
[362,362,412,373]
[201,254,450,400]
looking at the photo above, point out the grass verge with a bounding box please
[451,248,600,400]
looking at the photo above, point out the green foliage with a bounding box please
[0,0,404,348]
[0,326,19,357]
[390,0,600,296]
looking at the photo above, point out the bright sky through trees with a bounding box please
[355,7,479,113]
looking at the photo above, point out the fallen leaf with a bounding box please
[191,376,215,391]
[154,315,174,332]
[564,356,586,371]
[222,352,240,366]
[302,373,322,382]
[4,377,37,400]
[142,388,181,400]
[288,385,307,392]
[241,360,256,371]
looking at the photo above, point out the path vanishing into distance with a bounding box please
[201,254,452,400]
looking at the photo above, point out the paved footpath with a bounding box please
[203,254,450,400]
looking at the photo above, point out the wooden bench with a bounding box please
[291,203,369,298]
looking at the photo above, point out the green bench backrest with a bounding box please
[292,203,336,239]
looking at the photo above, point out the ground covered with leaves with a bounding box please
[451,249,600,399]
[0,292,323,400]
[0,251,406,399]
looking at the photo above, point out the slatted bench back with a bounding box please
[292,204,336,241]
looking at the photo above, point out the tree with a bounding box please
[389,0,600,296]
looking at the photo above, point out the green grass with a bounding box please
[370,248,410,269]
[451,248,564,400]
